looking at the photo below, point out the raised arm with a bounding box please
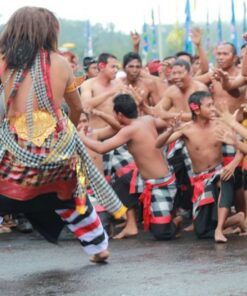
[213,68,246,91]
[217,104,247,139]
[131,31,140,53]
[191,28,209,75]
[216,126,247,154]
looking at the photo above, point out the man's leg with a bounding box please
[113,208,138,239]
[56,198,109,263]
[215,179,234,243]
[112,172,140,239]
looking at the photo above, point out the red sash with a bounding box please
[139,174,176,230]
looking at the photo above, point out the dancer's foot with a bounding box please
[90,250,109,263]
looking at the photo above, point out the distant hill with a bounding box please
[0,18,245,64]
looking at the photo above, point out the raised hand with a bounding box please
[130,31,140,47]
[212,68,229,82]
[141,102,159,117]
[216,102,236,127]
[190,27,202,46]
[216,125,237,145]
[91,109,104,117]
[127,84,144,105]
[167,112,183,131]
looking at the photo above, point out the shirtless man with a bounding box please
[156,91,246,243]
[80,52,123,128]
[197,42,246,113]
[82,56,99,80]
[121,52,161,106]
[80,93,181,240]
[145,59,208,120]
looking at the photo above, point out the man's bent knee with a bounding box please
[150,222,176,240]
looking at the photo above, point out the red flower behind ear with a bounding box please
[189,103,200,111]
[99,62,106,70]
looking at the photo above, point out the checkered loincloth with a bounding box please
[139,173,177,230]
[166,140,192,175]
[103,144,134,182]
[190,165,223,219]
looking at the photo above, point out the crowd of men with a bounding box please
[2,7,247,263]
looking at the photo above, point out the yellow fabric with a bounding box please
[41,119,74,164]
[65,76,85,93]
[113,205,127,219]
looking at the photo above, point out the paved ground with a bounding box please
[0,229,247,296]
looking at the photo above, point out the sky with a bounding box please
[0,0,246,33]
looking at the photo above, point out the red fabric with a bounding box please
[0,177,77,201]
[223,156,234,166]
[190,170,219,204]
[139,174,176,231]
[167,141,176,154]
[116,162,136,178]
[59,209,74,219]
[147,60,161,74]
[150,216,172,224]
[74,216,101,237]
[129,168,138,194]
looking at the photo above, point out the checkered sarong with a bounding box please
[166,140,192,175]
[190,165,223,219]
[0,119,125,217]
[103,144,134,182]
[139,173,177,230]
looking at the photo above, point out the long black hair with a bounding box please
[0,7,59,69]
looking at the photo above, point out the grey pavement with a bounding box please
[0,229,247,296]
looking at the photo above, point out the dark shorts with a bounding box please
[111,171,140,209]
[0,193,77,243]
[242,169,247,190]
[233,166,243,191]
[0,193,75,214]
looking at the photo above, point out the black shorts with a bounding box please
[112,171,140,209]
[233,166,243,191]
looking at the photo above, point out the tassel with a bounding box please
[76,195,86,215]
